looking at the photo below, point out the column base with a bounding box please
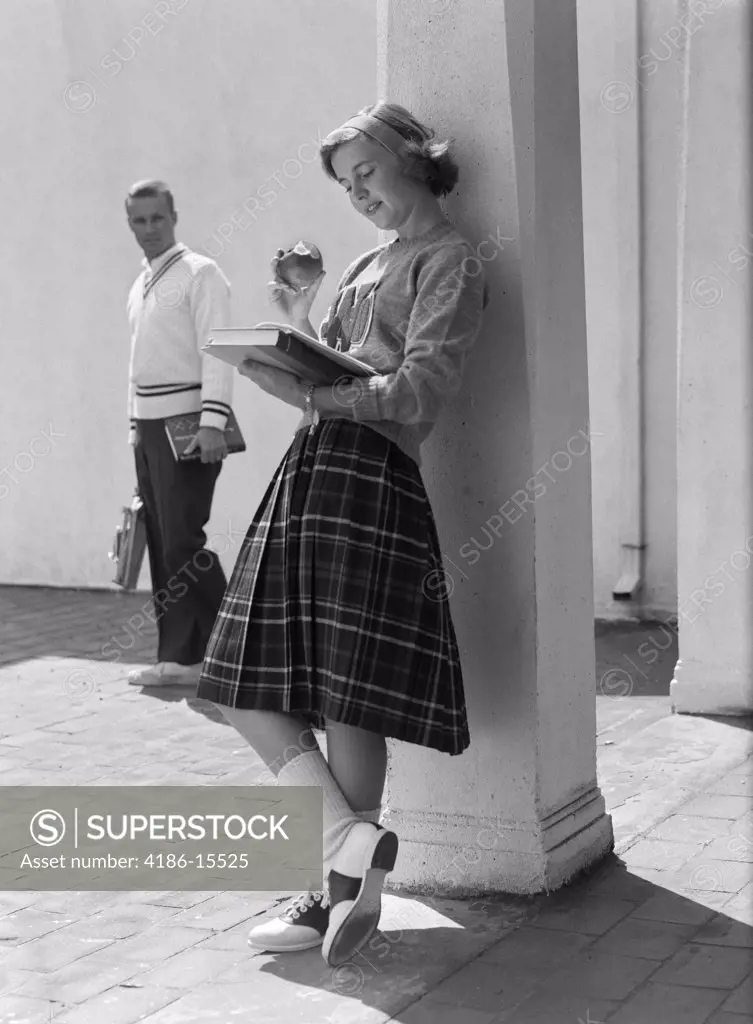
[671,658,753,715]
[383,785,614,897]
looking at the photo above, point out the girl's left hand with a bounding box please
[238,360,306,409]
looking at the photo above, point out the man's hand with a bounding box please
[184,425,228,464]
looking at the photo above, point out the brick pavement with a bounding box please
[0,586,751,1023]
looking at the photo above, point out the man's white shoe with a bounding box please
[127,662,202,687]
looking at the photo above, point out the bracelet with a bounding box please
[304,384,319,433]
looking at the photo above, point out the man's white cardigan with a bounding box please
[127,243,234,438]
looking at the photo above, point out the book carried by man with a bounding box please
[164,408,247,462]
[202,323,378,386]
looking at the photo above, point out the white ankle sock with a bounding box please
[277,751,361,873]
[356,807,381,824]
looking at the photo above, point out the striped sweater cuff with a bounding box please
[350,377,383,422]
[200,400,231,431]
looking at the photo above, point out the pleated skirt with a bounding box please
[196,419,470,755]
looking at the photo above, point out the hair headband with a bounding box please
[340,113,407,157]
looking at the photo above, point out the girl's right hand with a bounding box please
[268,250,326,323]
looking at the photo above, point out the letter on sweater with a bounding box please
[350,243,486,426]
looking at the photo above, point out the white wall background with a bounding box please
[0,0,377,588]
[577,0,681,618]
[639,0,683,618]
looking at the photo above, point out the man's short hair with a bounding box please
[125,179,175,215]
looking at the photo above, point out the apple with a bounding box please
[276,240,324,290]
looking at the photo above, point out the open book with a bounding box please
[203,323,378,386]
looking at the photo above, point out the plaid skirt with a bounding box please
[196,419,470,755]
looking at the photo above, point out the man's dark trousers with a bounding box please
[134,418,227,665]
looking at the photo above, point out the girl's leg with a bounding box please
[218,706,318,774]
[325,721,387,817]
[220,707,396,962]
[320,720,396,967]
[219,706,345,954]
[217,706,360,861]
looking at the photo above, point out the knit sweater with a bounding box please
[315,221,485,465]
[127,243,234,437]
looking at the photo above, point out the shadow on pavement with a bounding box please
[595,619,678,698]
[703,716,753,733]
[243,855,752,1021]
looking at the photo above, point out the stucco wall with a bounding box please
[578,0,681,619]
[0,0,376,588]
[639,0,684,618]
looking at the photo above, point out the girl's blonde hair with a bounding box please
[320,102,459,197]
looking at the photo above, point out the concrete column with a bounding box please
[671,0,752,715]
[378,0,612,895]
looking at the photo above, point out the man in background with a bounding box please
[125,179,233,686]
